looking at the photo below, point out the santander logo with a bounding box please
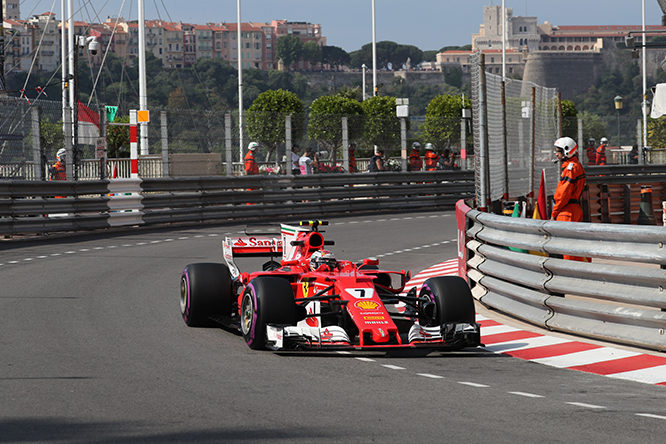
[233,237,283,248]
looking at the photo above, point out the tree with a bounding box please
[561,99,578,140]
[580,111,610,145]
[361,96,401,153]
[420,94,471,149]
[276,35,303,69]
[246,89,304,163]
[302,41,322,68]
[322,46,350,69]
[40,120,64,158]
[308,95,364,165]
[107,115,130,158]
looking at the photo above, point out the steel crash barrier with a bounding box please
[456,200,666,352]
[0,171,474,237]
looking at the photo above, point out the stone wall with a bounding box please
[299,70,455,90]
[522,52,604,99]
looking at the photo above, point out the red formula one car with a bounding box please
[179,221,480,351]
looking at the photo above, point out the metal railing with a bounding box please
[0,170,474,237]
[459,202,666,352]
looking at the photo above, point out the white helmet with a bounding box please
[310,249,336,271]
[56,148,66,161]
[554,137,578,158]
[425,143,434,151]
[412,142,421,149]
[248,142,259,151]
[600,137,609,144]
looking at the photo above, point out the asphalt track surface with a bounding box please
[2,211,666,443]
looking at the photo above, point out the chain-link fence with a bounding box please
[471,51,560,205]
[1,97,475,180]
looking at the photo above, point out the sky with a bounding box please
[17,0,666,52]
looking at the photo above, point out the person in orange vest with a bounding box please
[348,142,357,173]
[586,138,596,166]
[424,143,439,171]
[596,137,608,166]
[244,142,259,175]
[50,148,67,181]
[551,137,588,262]
[409,142,423,171]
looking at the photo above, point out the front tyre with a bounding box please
[241,277,296,350]
[419,276,475,327]
[180,263,233,327]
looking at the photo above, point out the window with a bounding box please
[254,42,260,49]
[491,57,494,63]
[245,42,250,49]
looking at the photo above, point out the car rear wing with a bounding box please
[223,235,282,279]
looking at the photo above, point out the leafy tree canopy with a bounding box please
[308,95,364,162]
[276,35,303,68]
[420,94,471,149]
[361,95,401,151]
[246,89,304,161]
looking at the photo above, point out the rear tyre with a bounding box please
[241,277,296,350]
[180,263,233,327]
[419,276,475,327]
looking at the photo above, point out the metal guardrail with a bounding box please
[460,205,666,352]
[0,170,474,237]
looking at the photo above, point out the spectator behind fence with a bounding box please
[291,144,301,175]
[369,149,385,172]
[299,147,317,175]
[628,144,639,164]
[438,148,455,170]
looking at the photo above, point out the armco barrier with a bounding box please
[0,171,473,237]
[459,203,666,351]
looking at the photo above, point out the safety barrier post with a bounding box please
[130,110,138,179]
[161,111,169,178]
[31,106,43,180]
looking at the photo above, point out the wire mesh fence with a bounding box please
[0,97,477,180]
[471,51,560,204]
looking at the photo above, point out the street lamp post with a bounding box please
[615,95,623,147]
[361,64,367,101]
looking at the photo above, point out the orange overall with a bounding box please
[244,151,259,175]
[552,155,587,261]
[424,151,439,171]
[409,149,422,171]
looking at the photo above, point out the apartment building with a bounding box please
[27,12,61,72]
[3,19,32,73]
[4,14,324,73]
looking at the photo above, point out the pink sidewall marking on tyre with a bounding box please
[182,270,191,322]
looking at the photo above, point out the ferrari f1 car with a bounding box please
[179,221,480,351]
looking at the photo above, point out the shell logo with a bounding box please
[355,300,380,310]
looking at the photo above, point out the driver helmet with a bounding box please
[310,249,336,271]
[600,137,609,144]
[554,137,578,159]
[412,142,421,149]
[56,148,66,161]
[248,141,259,151]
